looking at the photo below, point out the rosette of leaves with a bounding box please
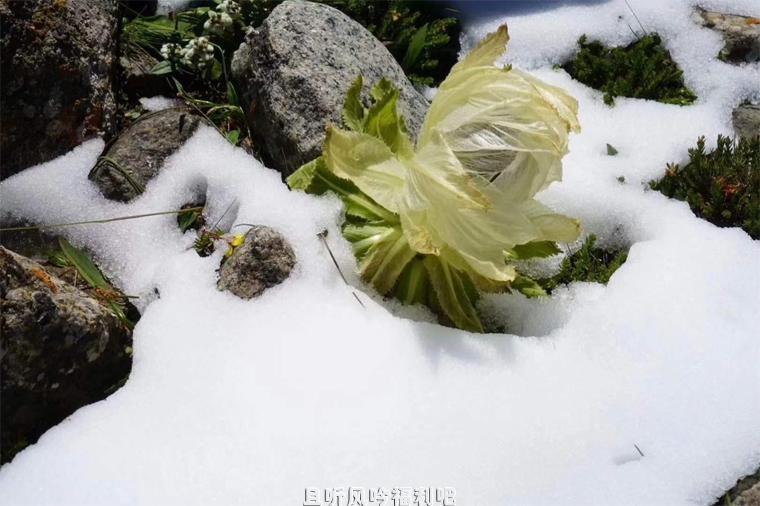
[288,26,582,332]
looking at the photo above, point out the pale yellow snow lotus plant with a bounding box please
[288,25,581,332]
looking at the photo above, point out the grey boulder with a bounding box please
[732,103,760,140]
[231,0,429,176]
[693,7,760,63]
[0,246,133,463]
[0,0,119,179]
[89,107,210,202]
[218,226,296,300]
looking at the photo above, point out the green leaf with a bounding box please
[354,225,417,295]
[402,23,429,70]
[225,129,240,145]
[342,75,365,132]
[226,81,239,107]
[363,85,412,155]
[209,59,223,81]
[150,60,173,75]
[370,78,395,102]
[288,157,396,223]
[423,256,483,332]
[343,223,395,258]
[392,257,429,305]
[511,274,547,298]
[172,76,186,94]
[178,209,199,232]
[606,143,619,156]
[508,241,561,260]
[58,237,109,289]
[47,250,71,268]
[108,301,133,330]
[287,157,327,193]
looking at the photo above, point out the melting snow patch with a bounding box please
[1,1,759,505]
[138,96,182,112]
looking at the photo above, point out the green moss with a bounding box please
[538,235,628,293]
[650,135,760,239]
[563,34,697,106]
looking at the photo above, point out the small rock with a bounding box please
[0,0,119,179]
[693,7,760,63]
[712,467,760,506]
[89,107,211,202]
[733,103,760,140]
[119,49,171,100]
[231,0,429,176]
[217,226,296,299]
[0,246,133,463]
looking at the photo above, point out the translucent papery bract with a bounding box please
[421,26,580,199]
[400,132,579,283]
[401,149,530,281]
[292,23,582,332]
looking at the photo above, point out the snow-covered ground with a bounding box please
[1,1,759,504]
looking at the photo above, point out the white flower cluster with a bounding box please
[218,0,241,16]
[204,9,234,35]
[181,36,215,71]
[160,42,183,62]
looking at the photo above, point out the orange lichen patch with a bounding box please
[93,287,124,304]
[31,267,58,293]
[746,17,760,26]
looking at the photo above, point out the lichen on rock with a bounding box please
[0,246,133,463]
[0,0,119,179]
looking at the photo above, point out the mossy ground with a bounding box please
[538,235,628,293]
[650,135,760,239]
[563,33,696,106]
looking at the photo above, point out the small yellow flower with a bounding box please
[224,234,245,257]
[230,234,245,247]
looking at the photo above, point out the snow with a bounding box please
[1,0,759,505]
[139,96,182,112]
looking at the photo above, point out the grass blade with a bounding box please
[58,237,109,289]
